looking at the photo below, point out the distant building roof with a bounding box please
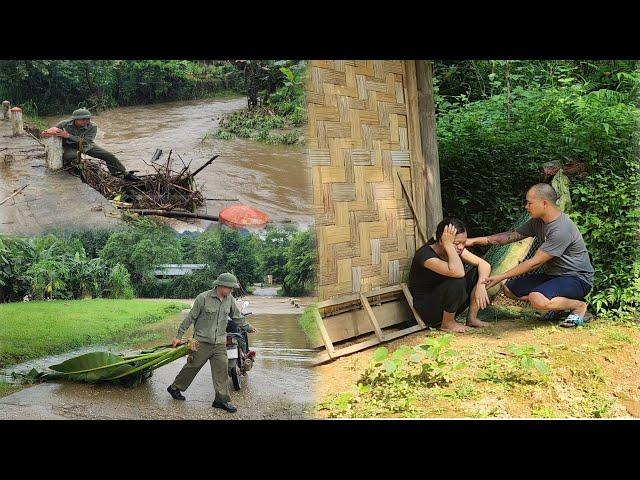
[154,264,208,277]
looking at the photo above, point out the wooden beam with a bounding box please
[313,308,336,358]
[403,60,428,248]
[360,293,385,341]
[313,299,414,348]
[400,282,426,328]
[415,60,443,239]
[397,171,428,245]
[311,324,427,366]
[316,284,404,310]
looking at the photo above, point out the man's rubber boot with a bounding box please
[212,401,237,413]
[167,385,186,400]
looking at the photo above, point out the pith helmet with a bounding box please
[71,108,92,120]
[213,272,240,288]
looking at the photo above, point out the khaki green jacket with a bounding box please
[56,119,97,151]
[177,290,253,345]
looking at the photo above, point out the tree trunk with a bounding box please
[415,60,443,239]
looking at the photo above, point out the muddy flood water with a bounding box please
[45,96,312,230]
[0,313,318,420]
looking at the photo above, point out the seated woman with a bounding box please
[408,217,492,333]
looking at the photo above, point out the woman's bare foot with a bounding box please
[466,318,490,328]
[440,321,470,333]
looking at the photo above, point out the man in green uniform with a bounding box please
[48,108,139,181]
[167,272,256,413]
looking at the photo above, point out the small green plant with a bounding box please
[317,334,464,418]
[531,406,558,418]
[476,344,550,386]
[507,344,550,375]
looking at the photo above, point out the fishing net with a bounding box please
[480,211,542,306]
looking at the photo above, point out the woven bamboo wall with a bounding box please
[307,60,425,301]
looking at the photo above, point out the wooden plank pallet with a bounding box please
[311,282,427,366]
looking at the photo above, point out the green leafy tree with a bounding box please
[283,229,317,296]
[258,225,296,283]
[100,223,182,296]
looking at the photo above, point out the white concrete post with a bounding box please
[10,107,23,136]
[2,101,10,120]
[45,135,64,170]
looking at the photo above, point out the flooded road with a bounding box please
[0,312,317,420]
[45,97,312,229]
[0,120,121,235]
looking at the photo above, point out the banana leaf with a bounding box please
[13,344,190,387]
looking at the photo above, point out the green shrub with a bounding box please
[0,60,244,115]
[437,67,640,319]
[283,229,317,296]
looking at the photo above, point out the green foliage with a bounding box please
[154,225,316,299]
[100,221,182,295]
[433,60,639,115]
[437,60,640,319]
[570,173,640,319]
[0,234,134,302]
[318,335,464,418]
[28,344,191,386]
[0,60,244,115]
[476,344,550,386]
[0,236,34,302]
[2,221,316,301]
[215,108,303,145]
[215,60,306,145]
[283,228,317,296]
[298,305,321,345]
[259,225,297,283]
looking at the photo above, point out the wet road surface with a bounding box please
[0,312,317,420]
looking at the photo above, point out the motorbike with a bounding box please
[226,300,256,390]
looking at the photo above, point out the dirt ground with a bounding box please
[313,307,640,419]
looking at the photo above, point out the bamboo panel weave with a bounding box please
[307,60,417,300]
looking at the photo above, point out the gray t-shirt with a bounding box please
[516,212,594,287]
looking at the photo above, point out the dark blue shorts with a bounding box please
[505,274,591,301]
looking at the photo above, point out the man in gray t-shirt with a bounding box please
[466,183,594,328]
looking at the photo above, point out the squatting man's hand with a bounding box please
[483,275,505,290]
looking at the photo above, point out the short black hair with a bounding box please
[529,183,559,203]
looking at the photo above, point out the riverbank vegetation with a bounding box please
[0,59,306,145]
[0,299,186,367]
[434,60,639,320]
[1,218,317,303]
[0,60,244,116]
[214,60,306,145]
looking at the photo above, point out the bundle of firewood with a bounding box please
[67,150,218,213]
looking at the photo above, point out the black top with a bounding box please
[408,243,454,300]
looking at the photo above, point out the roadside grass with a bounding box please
[0,299,189,368]
[298,305,320,346]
